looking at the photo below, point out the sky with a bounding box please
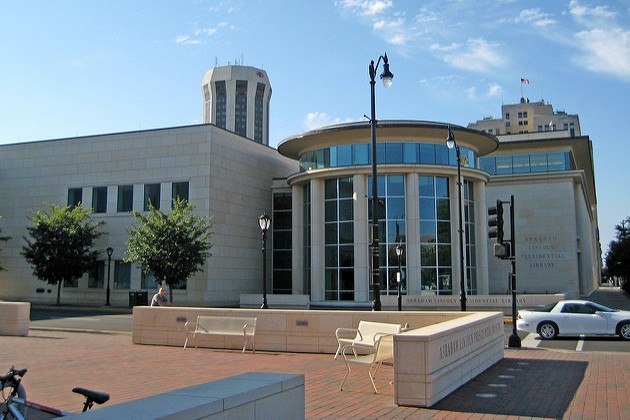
[1,0,629,256]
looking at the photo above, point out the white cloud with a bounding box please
[336,0,392,16]
[430,42,460,53]
[175,35,202,45]
[304,112,343,130]
[175,22,230,46]
[465,83,503,101]
[573,28,630,79]
[466,86,477,100]
[569,0,616,21]
[487,83,503,97]
[442,38,505,73]
[564,1,630,79]
[516,8,556,27]
[195,22,230,37]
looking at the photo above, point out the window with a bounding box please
[325,177,354,301]
[68,188,82,208]
[92,186,107,213]
[303,184,311,295]
[419,176,451,295]
[368,175,406,296]
[172,181,189,205]
[114,261,131,289]
[273,192,292,294]
[141,270,156,289]
[463,180,477,295]
[215,81,226,128]
[235,80,248,137]
[88,260,105,288]
[144,183,161,211]
[254,82,265,143]
[117,185,133,212]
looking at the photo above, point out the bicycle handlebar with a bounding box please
[0,366,27,384]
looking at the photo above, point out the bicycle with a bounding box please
[1,366,109,419]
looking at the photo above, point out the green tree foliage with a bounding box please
[605,217,630,293]
[125,198,213,303]
[0,215,11,271]
[22,204,105,304]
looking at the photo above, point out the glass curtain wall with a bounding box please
[272,192,292,294]
[302,183,311,296]
[419,176,452,295]
[463,180,477,294]
[324,177,354,300]
[368,175,406,295]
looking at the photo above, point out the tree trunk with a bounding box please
[56,280,62,305]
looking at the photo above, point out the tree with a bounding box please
[125,198,213,303]
[0,215,11,271]
[22,204,105,305]
[605,217,630,293]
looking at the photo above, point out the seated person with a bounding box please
[151,287,172,306]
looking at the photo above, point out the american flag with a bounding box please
[521,78,530,84]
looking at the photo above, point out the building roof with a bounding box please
[278,120,499,159]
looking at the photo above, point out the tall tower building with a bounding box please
[202,65,272,145]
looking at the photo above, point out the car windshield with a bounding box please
[587,302,616,312]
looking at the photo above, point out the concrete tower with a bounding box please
[202,65,272,145]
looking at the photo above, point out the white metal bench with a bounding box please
[184,315,257,353]
[334,320,402,359]
[339,333,394,393]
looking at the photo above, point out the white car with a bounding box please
[516,300,630,340]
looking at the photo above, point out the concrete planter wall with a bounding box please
[0,302,30,336]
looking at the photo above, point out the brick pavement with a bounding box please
[2,326,630,419]
[3,287,630,419]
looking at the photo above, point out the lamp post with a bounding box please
[446,127,467,311]
[105,247,113,306]
[395,243,403,311]
[369,52,394,311]
[258,212,271,309]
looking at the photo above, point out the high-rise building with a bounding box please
[202,66,272,145]
[468,97,580,137]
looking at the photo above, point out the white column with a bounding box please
[310,179,325,302]
[291,184,304,294]
[354,174,369,302]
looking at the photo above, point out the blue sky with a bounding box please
[1,0,629,256]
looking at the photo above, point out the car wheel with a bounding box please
[618,322,630,340]
[538,322,558,339]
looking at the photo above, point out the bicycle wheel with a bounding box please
[0,382,26,418]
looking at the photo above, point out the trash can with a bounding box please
[129,291,137,307]
[137,290,148,306]
[129,290,149,307]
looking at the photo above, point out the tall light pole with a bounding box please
[258,212,271,309]
[396,243,403,311]
[369,53,393,311]
[105,247,113,306]
[447,127,467,311]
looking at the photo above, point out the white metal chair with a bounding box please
[339,333,394,393]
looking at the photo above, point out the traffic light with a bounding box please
[487,200,504,243]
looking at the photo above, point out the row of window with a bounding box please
[299,142,476,172]
[67,182,189,213]
[479,151,573,175]
[505,111,529,120]
[62,260,186,290]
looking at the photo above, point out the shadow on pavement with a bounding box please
[432,356,587,418]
